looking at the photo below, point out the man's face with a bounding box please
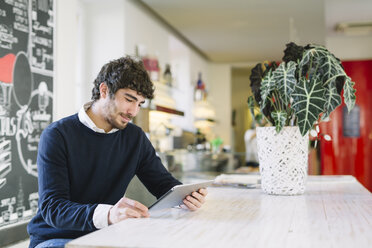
[102,88,145,130]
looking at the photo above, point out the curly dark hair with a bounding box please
[91,56,154,101]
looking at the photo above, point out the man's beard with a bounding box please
[106,112,133,130]
[103,100,132,130]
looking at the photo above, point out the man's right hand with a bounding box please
[108,197,149,225]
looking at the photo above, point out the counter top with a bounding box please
[67,175,372,248]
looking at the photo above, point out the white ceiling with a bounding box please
[140,0,372,63]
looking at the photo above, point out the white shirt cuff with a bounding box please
[93,204,113,229]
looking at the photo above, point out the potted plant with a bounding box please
[248,42,356,195]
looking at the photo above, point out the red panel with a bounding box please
[320,60,372,192]
[0,53,16,83]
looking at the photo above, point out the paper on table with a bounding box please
[214,174,260,188]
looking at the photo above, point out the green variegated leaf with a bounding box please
[299,45,328,76]
[250,42,356,133]
[297,44,356,121]
[271,111,287,133]
[247,95,256,119]
[291,75,326,136]
[321,56,344,84]
[300,45,344,86]
[247,95,255,108]
[259,70,275,111]
[272,61,297,105]
[323,82,342,119]
[343,75,356,112]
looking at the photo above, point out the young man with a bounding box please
[27,56,208,248]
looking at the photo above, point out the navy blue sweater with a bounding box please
[27,114,181,247]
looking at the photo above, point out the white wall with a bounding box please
[208,64,231,146]
[326,36,372,60]
[325,0,372,60]
[124,1,170,65]
[54,0,79,120]
[167,35,193,131]
[55,0,130,119]
[80,0,126,107]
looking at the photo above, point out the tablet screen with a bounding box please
[148,180,214,211]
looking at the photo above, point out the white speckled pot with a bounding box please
[256,126,308,195]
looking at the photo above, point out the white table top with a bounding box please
[67,175,372,248]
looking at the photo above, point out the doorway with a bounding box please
[231,67,254,167]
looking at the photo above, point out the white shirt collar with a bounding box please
[78,101,119,134]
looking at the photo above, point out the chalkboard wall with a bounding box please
[0,0,54,246]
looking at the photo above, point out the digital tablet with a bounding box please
[148,180,214,211]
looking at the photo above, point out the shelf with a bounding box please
[153,105,184,116]
[150,81,184,116]
[194,118,216,130]
[195,118,215,123]
[193,100,215,121]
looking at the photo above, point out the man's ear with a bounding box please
[99,82,108,98]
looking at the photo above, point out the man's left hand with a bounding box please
[181,188,208,211]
